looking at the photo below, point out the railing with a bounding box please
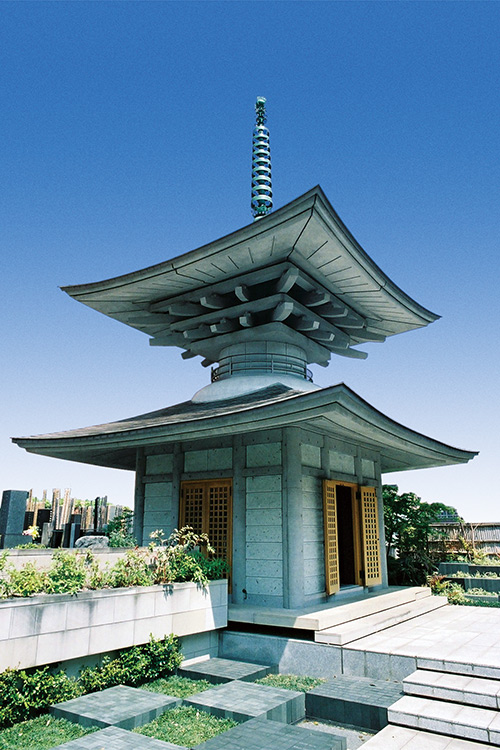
[211,353,313,383]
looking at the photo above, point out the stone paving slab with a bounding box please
[306,675,403,731]
[388,695,500,744]
[50,725,186,750]
[195,716,346,750]
[184,679,305,723]
[51,684,181,730]
[179,657,277,684]
[403,670,500,708]
[360,725,495,750]
[345,607,500,680]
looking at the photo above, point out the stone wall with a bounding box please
[0,579,227,672]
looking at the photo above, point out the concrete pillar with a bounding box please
[282,426,304,608]
[133,448,145,545]
[231,435,246,604]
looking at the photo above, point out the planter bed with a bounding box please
[438,562,500,576]
[0,579,227,672]
[442,576,500,594]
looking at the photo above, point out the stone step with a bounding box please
[229,587,432,631]
[315,596,447,646]
[403,670,500,709]
[388,695,500,745]
[360,725,495,750]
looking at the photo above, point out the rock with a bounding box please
[75,535,109,548]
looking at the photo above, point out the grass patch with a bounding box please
[140,675,212,697]
[0,714,96,749]
[135,705,237,745]
[256,673,326,692]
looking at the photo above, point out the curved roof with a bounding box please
[61,187,439,366]
[13,383,476,473]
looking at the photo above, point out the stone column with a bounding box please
[133,448,145,545]
[231,434,246,604]
[282,426,304,608]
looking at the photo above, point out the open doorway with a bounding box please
[336,484,358,586]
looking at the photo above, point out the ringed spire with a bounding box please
[251,96,273,220]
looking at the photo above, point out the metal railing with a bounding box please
[211,353,313,383]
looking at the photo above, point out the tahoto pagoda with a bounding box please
[14,99,476,609]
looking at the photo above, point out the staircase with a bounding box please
[315,589,447,645]
[388,668,500,745]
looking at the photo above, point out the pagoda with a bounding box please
[14,99,476,609]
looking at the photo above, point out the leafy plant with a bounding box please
[149,526,228,587]
[108,549,153,588]
[46,550,88,594]
[383,485,459,585]
[0,562,48,598]
[135,705,237,746]
[106,508,137,548]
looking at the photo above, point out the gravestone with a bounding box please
[0,489,29,548]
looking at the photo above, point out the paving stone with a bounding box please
[51,684,181,730]
[50,725,186,749]
[360,725,495,750]
[388,695,500,744]
[184,679,305,723]
[306,675,403,731]
[179,657,277,684]
[195,716,346,750]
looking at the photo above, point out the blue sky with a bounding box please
[2,1,499,520]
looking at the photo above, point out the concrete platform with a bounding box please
[179,656,277,684]
[359,725,496,750]
[51,685,181,730]
[184,679,305,723]
[315,596,447,646]
[51,725,186,749]
[195,716,346,750]
[229,587,432,632]
[388,695,500,745]
[306,675,403,731]
[403,670,500,709]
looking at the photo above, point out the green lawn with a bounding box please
[140,674,212,697]
[255,673,326,692]
[0,715,96,750]
[135,705,237,745]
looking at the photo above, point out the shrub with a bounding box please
[0,634,182,730]
[0,668,80,728]
[78,634,182,694]
[106,509,137,548]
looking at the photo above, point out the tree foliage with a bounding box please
[383,484,459,585]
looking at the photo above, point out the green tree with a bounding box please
[383,484,459,585]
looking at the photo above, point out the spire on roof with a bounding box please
[251,96,273,220]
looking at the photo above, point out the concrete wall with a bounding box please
[0,579,227,672]
[135,426,386,609]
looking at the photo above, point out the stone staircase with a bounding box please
[388,668,500,745]
[315,590,447,645]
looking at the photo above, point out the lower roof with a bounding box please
[12,383,477,474]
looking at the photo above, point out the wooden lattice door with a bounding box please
[323,480,340,595]
[360,486,382,586]
[180,479,232,584]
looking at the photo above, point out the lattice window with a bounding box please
[360,486,382,586]
[323,480,340,595]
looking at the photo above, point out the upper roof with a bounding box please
[62,186,439,366]
[13,383,476,473]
